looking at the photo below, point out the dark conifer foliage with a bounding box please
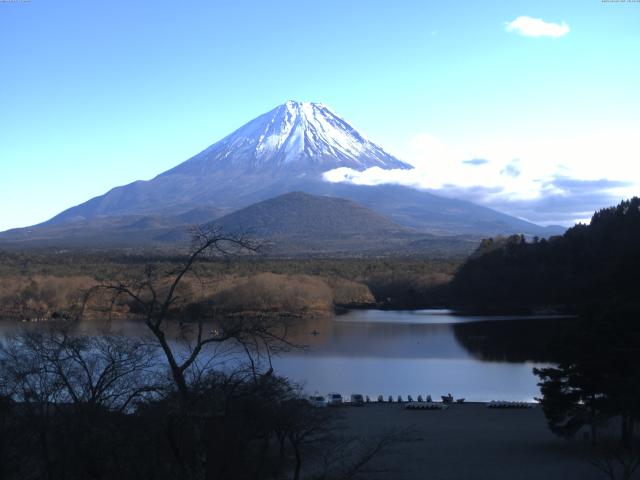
[534,304,640,446]
[450,198,640,313]
[451,198,640,447]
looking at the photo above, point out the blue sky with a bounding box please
[1,0,639,230]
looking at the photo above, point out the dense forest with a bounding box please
[450,198,640,451]
[450,197,640,313]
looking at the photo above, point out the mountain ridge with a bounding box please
[163,101,413,176]
[42,101,413,225]
[1,101,563,247]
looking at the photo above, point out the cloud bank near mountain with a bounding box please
[323,131,638,226]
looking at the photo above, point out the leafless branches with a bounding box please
[309,427,414,480]
[589,441,640,480]
[84,225,297,402]
[0,326,159,413]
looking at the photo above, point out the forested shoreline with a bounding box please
[449,198,640,314]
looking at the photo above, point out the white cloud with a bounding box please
[505,16,570,38]
[323,129,640,226]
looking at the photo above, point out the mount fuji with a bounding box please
[168,100,412,175]
[0,101,562,249]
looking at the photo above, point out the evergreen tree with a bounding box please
[535,304,640,446]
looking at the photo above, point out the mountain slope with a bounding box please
[157,192,477,256]
[212,191,409,238]
[1,192,478,256]
[165,101,412,175]
[297,182,562,236]
[44,101,412,224]
[1,100,562,245]
[0,207,224,247]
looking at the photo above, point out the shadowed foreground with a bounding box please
[341,403,601,480]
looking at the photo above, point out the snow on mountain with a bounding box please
[8,100,561,241]
[163,100,413,176]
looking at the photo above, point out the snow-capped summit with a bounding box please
[164,101,413,176]
[21,101,558,242]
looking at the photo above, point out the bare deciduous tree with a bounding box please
[0,326,159,480]
[311,427,413,480]
[83,225,301,408]
[0,327,159,412]
[589,439,640,480]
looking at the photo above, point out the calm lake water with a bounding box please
[0,309,571,402]
[273,309,569,402]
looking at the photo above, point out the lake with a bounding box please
[0,309,571,402]
[272,309,570,402]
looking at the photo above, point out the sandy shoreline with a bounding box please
[337,403,602,480]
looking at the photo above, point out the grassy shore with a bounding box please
[338,403,602,480]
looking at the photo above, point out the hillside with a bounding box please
[0,207,225,248]
[449,197,640,312]
[213,191,407,238]
[159,192,479,257]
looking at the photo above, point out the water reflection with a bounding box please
[453,318,573,364]
[285,310,574,362]
[273,310,575,401]
[0,310,575,401]
[288,316,467,359]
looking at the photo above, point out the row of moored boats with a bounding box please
[307,393,533,408]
